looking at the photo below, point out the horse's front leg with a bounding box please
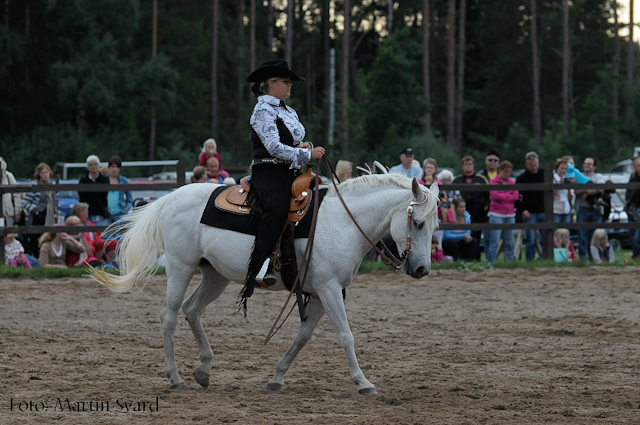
[268,296,325,391]
[317,282,377,395]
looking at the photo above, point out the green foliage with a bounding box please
[1,0,639,179]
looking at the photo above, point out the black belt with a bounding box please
[251,158,292,166]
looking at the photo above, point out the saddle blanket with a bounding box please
[200,185,328,239]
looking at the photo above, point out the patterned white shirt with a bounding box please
[250,94,310,168]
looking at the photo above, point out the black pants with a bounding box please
[24,210,46,257]
[442,236,479,261]
[247,164,298,283]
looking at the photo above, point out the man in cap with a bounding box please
[516,151,545,261]
[389,147,423,179]
[478,150,500,182]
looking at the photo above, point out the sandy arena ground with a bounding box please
[2,267,640,424]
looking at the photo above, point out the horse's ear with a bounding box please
[411,178,427,202]
[429,182,439,199]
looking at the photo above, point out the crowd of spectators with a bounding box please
[387,146,640,263]
[3,141,640,268]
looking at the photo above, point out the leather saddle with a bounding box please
[214,167,316,223]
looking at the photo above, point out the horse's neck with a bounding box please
[337,186,411,242]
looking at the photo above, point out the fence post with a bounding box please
[176,161,186,186]
[0,194,4,262]
[543,162,554,260]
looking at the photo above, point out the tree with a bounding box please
[422,0,431,135]
[341,0,351,157]
[531,0,542,146]
[446,0,457,153]
[455,0,466,148]
[612,0,620,149]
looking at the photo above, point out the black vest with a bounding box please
[250,118,294,160]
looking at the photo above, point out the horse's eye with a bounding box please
[413,220,424,229]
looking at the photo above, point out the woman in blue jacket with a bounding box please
[442,198,479,261]
[106,156,132,223]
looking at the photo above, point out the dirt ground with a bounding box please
[2,267,640,425]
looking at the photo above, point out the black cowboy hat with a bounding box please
[246,59,305,83]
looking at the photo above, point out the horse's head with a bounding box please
[389,178,440,279]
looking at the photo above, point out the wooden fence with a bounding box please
[0,161,639,263]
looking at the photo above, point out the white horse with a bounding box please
[90,173,439,395]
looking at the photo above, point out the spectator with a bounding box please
[516,151,545,261]
[389,147,422,179]
[199,138,224,171]
[452,155,489,259]
[64,215,101,267]
[419,158,440,187]
[191,166,207,183]
[562,155,591,184]
[442,198,479,261]
[205,156,229,184]
[486,160,519,262]
[553,228,576,262]
[574,157,606,260]
[71,202,109,261]
[78,155,110,225]
[0,157,22,226]
[21,162,58,257]
[478,150,500,182]
[625,156,640,261]
[553,159,572,223]
[38,227,87,269]
[106,156,133,223]
[336,160,353,183]
[431,234,452,263]
[588,228,615,263]
[4,233,32,268]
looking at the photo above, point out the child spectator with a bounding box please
[431,234,452,263]
[190,166,207,183]
[4,233,32,268]
[199,138,224,171]
[64,215,101,267]
[588,229,615,263]
[553,228,577,262]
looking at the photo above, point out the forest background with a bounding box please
[1,0,639,178]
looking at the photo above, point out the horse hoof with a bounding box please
[193,368,210,388]
[170,382,184,390]
[267,381,284,392]
[358,387,377,395]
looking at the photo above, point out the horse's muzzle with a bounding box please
[405,259,430,279]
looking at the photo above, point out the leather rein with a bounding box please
[264,156,427,344]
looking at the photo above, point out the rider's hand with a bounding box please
[310,146,325,159]
[299,142,312,149]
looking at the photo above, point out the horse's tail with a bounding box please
[88,193,172,293]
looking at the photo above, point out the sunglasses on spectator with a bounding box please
[487,158,499,162]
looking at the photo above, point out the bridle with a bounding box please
[324,157,432,271]
[265,157,435,343]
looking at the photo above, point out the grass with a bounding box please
[1,251,638,279]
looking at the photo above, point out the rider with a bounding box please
[240,59,325,309]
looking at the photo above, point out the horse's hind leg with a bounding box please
[267,296,325,392]
[182,264,229,388]
[160,262,195,389]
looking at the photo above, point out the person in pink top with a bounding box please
[486,160,519,262]
[198,138,224,171]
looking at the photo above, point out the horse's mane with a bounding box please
[326,173,438,220]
